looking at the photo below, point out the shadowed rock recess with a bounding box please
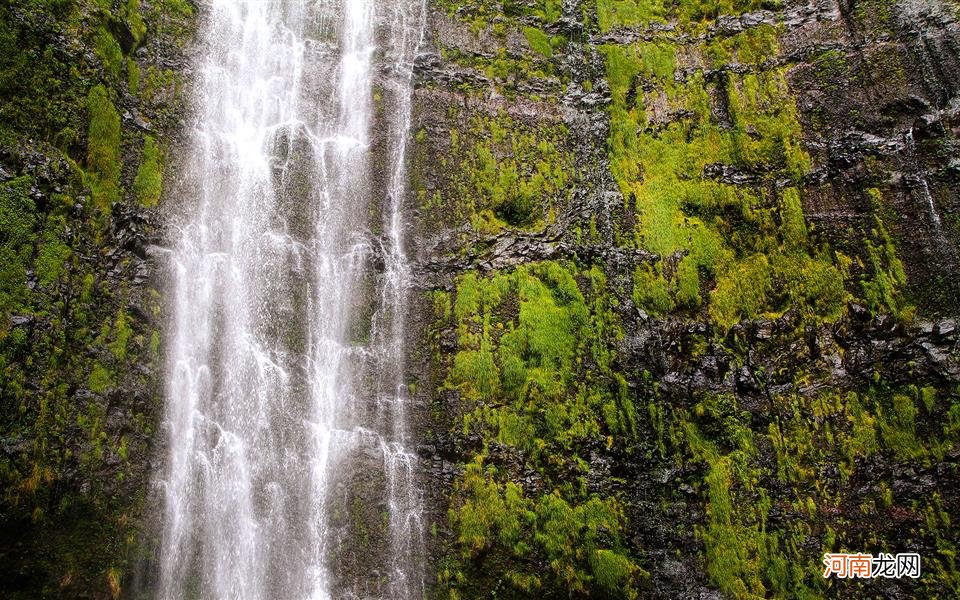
[1,0,959,599]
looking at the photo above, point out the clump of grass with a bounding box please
[93,28,122,80]
[86,85,121,210]
[133,136,162,206]
[0,177,39,313]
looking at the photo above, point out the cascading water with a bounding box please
[155,0,425,597]
[373,2,428,596]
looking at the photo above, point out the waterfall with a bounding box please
[156,1,425,597]
[905,127,943,232]
[375,2,428,596]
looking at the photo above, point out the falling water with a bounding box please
[156,0,425,597]
[374,2,428,596]
[906,127,943,231]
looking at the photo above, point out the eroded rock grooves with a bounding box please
[155,1,425,597]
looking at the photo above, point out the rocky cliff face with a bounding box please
[409,0,960,597]
[2,0,959,598]
[0,1,193,597]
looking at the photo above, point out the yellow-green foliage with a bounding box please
[704,23,781,67]
[86,84,121,209]
[450,262,635,449]
[140,65,177,105]
[442,262,644,596]
[597,0,669,31]
[127,58,141,95]
[0,0,196,592]
[597,0,777,31]
[108,310,133,361]
[0,177,37,313]
[88,362,112,394]
[662,384,960,598]
[603,27,857,330]
[437,113,572,233]
[133,136,162,206]
[780,187,807,248]
[680,394,823,597]
[923,492,960,595]
[125,0,147,44]
[531,0,563,22]
[710,252,846,329]
[35,217,71,287]
[523,26,552,57]
[432,1,565,96]
[437,0,562,26]
[0,0,84,139]
[148,0,195,42]
[93,28,123,80]
[860,188,908,316]
[632,263,674,316]
[878,392,922,460]
[448,458,645,597]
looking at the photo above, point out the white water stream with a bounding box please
[156,1,425,597]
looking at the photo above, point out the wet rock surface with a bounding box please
[2,0,960,597]
[409,0,960,598]
[0,0,194,597]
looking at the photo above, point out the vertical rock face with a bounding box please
[1,0,960,598]
[410,0,960,598]
[0,1,194,597]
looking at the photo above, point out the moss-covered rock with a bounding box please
[415,0,960,598]
[0,0,194,597]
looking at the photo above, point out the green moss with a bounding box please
[150,330,161,357]
[878,392,922,459]
[860,188,909,317]
[600,24,872,331]
[450,263,633,452]
[441,262,643,597]
[0,0,85,140]
[125,0,147,45]
[0,176,37,313]
[437,26,564,99]
[437,0,562,27]
[108,310,133,361]
[126,58,141,96]
[448,458,645,598]
[779,187,807,248]
[133,136,162,206]
[93,28,123,80]
[596,0,777,31]
[678,394,822,598]
[88,363,112,394]
[632,263,674,316]
[0,0,193,595]
[35,217,71,287]
[523,26,552,58]
[433,112,572,233]
[531,0,563,22]
[86,85,122,210]
[709,254,773,328]
[597,0,667,30]
[140,66,177,105]
[704,24,779,69]
[652,381,960,598]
